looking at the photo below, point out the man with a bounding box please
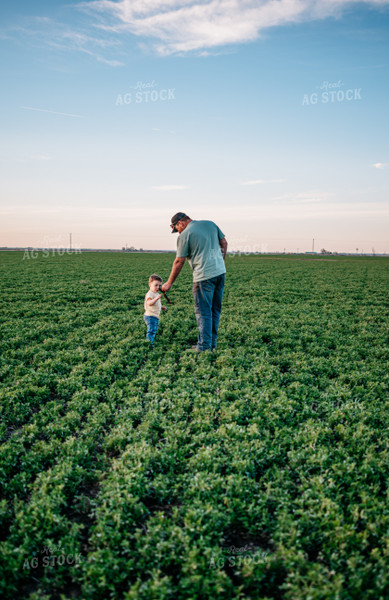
[162,212,228,352]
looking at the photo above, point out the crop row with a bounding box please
[0,252,388,599]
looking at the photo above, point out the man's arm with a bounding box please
[220,237,228,259]
[162,257,186,292]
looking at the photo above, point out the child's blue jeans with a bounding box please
[144,315,159,344]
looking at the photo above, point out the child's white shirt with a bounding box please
[144,290,161,318]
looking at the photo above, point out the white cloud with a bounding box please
[209,200,389,222]
[80,0,389,55]
[152,184,189,190]
[20,106,84,118]
[47,27,126,65]
[241,179,284,185]
[7,1,388,61]
[372,162,389,169]
[2,200,388,225]
[29,155,53,161]
[5,16,125,66]
[272,191,333,203]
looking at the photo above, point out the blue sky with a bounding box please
[1,0,388,252]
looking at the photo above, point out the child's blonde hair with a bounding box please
[149,273,163,285]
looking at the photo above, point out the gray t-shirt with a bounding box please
[176,220,226,282]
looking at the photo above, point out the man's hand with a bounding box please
[162,257,186,291]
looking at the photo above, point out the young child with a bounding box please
[144,274,167,346]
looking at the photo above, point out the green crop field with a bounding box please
[0,251,388,600]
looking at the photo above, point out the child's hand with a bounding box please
[162,306,167,312]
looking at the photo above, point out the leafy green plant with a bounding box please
[0,251,388,599]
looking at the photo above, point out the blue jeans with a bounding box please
[192,273,225,351]
[144,315,159,344]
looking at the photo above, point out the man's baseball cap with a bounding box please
[170,212,188,233]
